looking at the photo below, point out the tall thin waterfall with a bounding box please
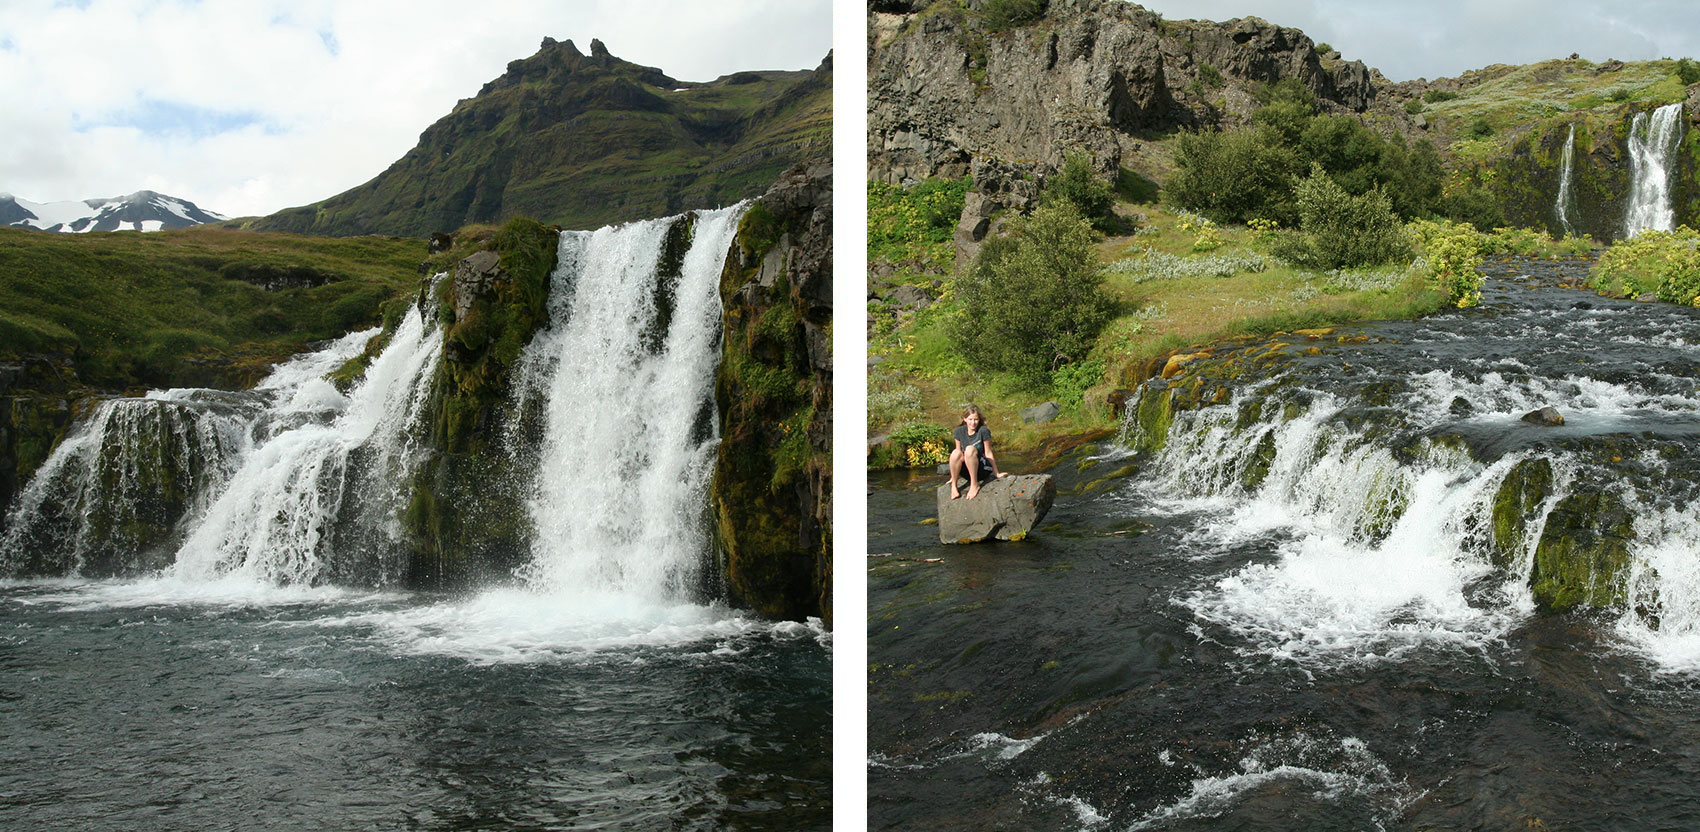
[517,204,746,603]
[1623,102,1685,238]
[1555,123,1577,236]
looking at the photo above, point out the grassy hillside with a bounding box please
[236,40,832,236]
[0,226,424,390]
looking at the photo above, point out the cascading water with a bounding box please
[870,258,1700,830]
[1554,123,1577,236]
[1,202,827,831]
[1623,102,1685,237]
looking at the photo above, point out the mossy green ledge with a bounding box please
[711,159,833,625]
[399,216,559,588]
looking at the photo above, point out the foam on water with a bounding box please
[315,587,817,664]
[1126,734,1417,831]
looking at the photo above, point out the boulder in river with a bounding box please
[935,474,1055,544]
[1521,406,1564,426]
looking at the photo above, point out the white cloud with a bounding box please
[0,0,830,218]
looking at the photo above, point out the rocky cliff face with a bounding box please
[712,159,833,624]
[868,0,1380,203]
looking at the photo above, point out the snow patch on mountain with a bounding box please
[0,190,227,233]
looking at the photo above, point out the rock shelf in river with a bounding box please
[935,474,1055,544]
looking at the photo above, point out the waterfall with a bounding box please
[1116,295,1700,669]
[1623,102,1685,238]
[0,329,371,578]
[1555,123,1577,236]
[517,204,746,603]
[4,203,747,611]
[170,304,443,585]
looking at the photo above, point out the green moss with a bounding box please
[1531,489,1635,612]
[1130,385,1174,454]
[1491,457,1553,569]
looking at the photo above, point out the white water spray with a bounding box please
[1623,102,1685,238]
[1555,123,1577,236]
[520,205,745,603]
[171,305,442,585]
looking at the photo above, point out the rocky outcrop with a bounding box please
[247,39,831,237]
[935,474,1056,543]
[712,159,834,624]
[0,355,85,529]
[868,0,1381,209]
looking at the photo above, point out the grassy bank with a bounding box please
[0,226,425,391]
[868,189,1595,465]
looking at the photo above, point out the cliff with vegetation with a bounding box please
[712,160,833,624]
[241,39,832,236]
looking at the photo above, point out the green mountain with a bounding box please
[241,38,831,236]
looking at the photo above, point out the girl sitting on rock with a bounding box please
[949,404,1007,500]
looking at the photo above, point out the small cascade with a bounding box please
[518,204,746,604]
[1555,123,1577,236]
[1623,102,1685,238]
[1117,272,1700,667]
[0,329,372,577]
[172,303,443,585]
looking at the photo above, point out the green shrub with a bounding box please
[1423,89,1460,103]
[1168,126,1303,224]
[1404,100,1426,115]
[1198,63,1224,89]
[1678,58,1700,86]
[1044,152,1117,233]
[1466,117,1494,139]
[952,201,1113,388]
[1410,219,1486,308]
[1051,357,1105,408]
[1270,166,1412,270]
[875,421,953,470]
[1589,227,1700,303]
[869,177,971,271]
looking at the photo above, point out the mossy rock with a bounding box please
[1530,488,1635,612]
[1490,456,1553,570]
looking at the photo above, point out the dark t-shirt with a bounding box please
[953,424,992,452]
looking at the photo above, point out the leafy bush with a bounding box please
[1051,357,1105,407]
[881,422,952,470]
[1198,63,1224,89]
[1269,166,1412,270]
[1167,125,1303,224]
[952,201,1113,387]
[1044,152,1117,233]
[1410,219,1486,308]
[1589,227,1700,303]
[1424,89,1460,103]
[1466,117,1494,139]
[1679,58,1700,86]
[1173,92,1444,224]
[868,177,971,271]
[1405,100,1426,115]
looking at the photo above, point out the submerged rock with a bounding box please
[935,474,1055,544]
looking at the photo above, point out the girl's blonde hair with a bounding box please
[958,404,983,426]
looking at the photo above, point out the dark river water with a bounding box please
[869,259,1700,830]
[0,580,830,831]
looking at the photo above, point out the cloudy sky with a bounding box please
[1134,0,1700,83]
[0,0,831,218]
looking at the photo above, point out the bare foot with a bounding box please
[966,483,981,499]
[950,486,961,500]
